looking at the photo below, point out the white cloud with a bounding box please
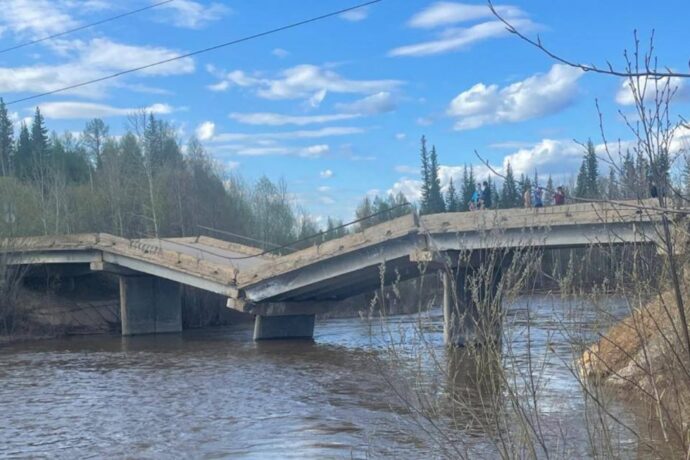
[208,64,402,101]
[395,133,407,140]
[408,2,525,29]
[229,112,360,126]
[307,89,328,108]
[209,126,365,143]
[391,19,535,57]
[272,48,290,58]
[300,144,330,157]
[157,0,230,29]
[36,101,174,119]
[391,2,535,57]
[340,7,369,22]
[615,76,688,106]
[447,64,583,130]
[320,169,334,178]
[335,91,397,115]
[388,177,422,202]
[0,38,194,98]
[196,121,216,141]
[80,38,195,76]
[317,185,332,192]
[417,116,433,126]
[0,0,77,39]
[227,160,240,170]
[501,139,583,177]
[319,196,337,205]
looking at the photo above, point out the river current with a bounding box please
[0,295,639,459]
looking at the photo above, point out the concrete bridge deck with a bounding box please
[1,199,674,342]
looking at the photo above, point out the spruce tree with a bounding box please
[575,161,587,198]
[607,168,619,199]
[585,140,599,197]
[427,145,445,213]
[445,177,459,212]
[0,98,13,176]
[419,136,431,213]
[500,162,519,208]
[15,123,31,180]
[545,175,555,206]
[460,165,476,211]
[621,150,636,198]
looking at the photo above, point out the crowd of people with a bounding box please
[468,183,567,211]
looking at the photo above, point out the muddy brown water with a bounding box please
[0,296,643,458]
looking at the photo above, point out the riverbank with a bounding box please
[579,284,690,448]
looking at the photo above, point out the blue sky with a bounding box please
[1,0,689,222]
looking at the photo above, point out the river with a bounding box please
[0,295,641,459]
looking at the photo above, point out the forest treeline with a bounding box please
[354,134,674,223]
[0,98,677,246]
[0,100,347,250]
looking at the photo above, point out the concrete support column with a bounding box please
[253,314,315,340]
[119,276,182,336]
[442,262,503,347]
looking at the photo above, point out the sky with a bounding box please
[1,0,689,223]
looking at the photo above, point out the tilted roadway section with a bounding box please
[1,200,673,337]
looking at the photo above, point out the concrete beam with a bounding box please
[90,260,140,276]
[119,275,182,335]
[253,314,315,340]
[228,298,336,316]
[104,252,238,297]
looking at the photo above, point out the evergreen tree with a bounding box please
[621,150,636,198]
[419,136,431,214]
[500,161,519,208]
[445,177,459,212]
[460,165,476,211]
[427,145,445,213]
[355,196,374,230]
[636,152,650,198]
[585,140,599,197]
[545,175,555,206]
[488,176,498,209]
[575,160,588,198]
[30,107,50,176]
[0,98,13,176]
[15,123,31,179]
[607,168,619,199]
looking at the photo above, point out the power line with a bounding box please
[0,0,175,55]
[6,0,383,106]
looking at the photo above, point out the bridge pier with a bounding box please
[253,314,315,341]
[442,260,504,347]
[119,275,182,336]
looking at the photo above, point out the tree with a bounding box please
[500,161,520,208]
[355,195,374,230]
[419,136,431,214]
[15,123,31,180]
[460,165,476,212]
[585,140,599,197]
[82,118,109,170]
[545,175,555,206]
[445,177,459,212]
[427,145,445,213]
[0,98,13,176]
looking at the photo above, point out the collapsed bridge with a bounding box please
[1,200,672,345]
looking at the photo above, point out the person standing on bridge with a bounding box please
[533,186,544,209]
[554,186,565,205]
[523,186,532,208]
[469,183,481,211]
[480,181,492,209]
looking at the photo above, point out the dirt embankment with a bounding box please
[579,285,690,424]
